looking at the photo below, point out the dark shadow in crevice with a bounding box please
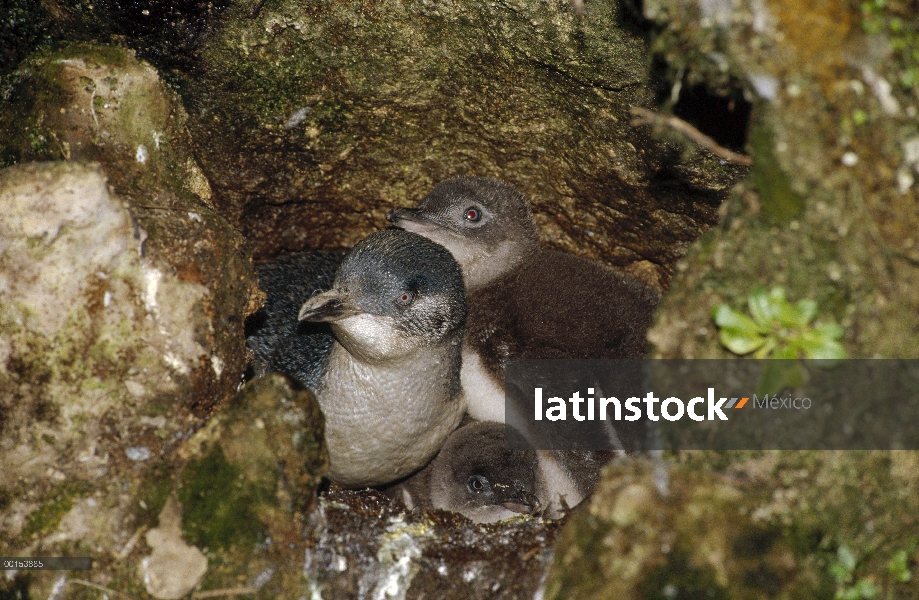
[672,81,752,152]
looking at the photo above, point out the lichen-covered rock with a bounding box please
[1,374,327,599]
[546,453,919,599]
[139,496,209,599]
[0,43,262,406]
[147,374,328,598]
[187,0,747,289]
[1,44,208,198]
[0,47,261,579]
[0,162,218,540]
[644,0,919,357]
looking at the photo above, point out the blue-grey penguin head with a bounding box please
[429,421,541,523]
[387,176,540,290]
[298,229,466,361]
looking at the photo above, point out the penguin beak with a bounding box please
[500,501,535,514]
[298,289,361,322]
[386,208,439,234]
[496,484,541,515]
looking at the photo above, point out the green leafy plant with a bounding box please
[887,539,917,583]
[712,286,847,360]
[830,545,878,600]
[888,549,912,583]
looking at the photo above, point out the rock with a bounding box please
[304,488,560,600]
[0,373,327,598]
[149,374,328,598]
[0,45,263,596]
[0,162,218,521]
[0,43,262,408]
[140,496,209,600]
[545,453,919,599]
[0,1,229,80]
[644,0,919,358]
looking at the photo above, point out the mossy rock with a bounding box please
[546,453,919,599]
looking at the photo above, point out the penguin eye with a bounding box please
[395,291,415,306]
[463,207,481,222]
[467,475,491,494]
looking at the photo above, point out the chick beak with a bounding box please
[500,501,534,514]
[386,208,438,234]
[298,288,361,322]
[498,484,540,515]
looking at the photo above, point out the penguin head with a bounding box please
[387,176,540,291]
[298,229,466,362]
[430,421,540,523]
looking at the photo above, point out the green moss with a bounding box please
[177,444,269,552]
[748,124,805,226]
[640,549,732,600]
[0,56,69,166]
[136,465,173,525]
[861,0,919,90]
[21,482,92,538]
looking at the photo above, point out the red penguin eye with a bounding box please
[467,475,489,493]
[395,291,415,306]
[464,207,481,222]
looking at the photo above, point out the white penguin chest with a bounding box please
[460,347,506,423]
[317,342,466,487]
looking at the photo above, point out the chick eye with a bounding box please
[395,291,415,306]
[463,207,481,222]
[467,475,490,493]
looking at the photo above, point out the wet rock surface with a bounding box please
[1,374,327,599]
[161,374,327,599]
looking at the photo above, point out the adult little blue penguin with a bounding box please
[384,421,542,523]
[246,229,467,488]
[387,176,660,425]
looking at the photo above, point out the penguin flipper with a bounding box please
[246,250,346,388]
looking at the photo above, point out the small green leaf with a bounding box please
[714,289,846,360]
[773,298,804,328]
[852,577,877,598]
[748,286,778,327]
[836,587,859,600]
[813,322,844,340]
[888,549,912,583]
[753,337,777,359]
[774,343,801,359]
[719,328,767,355]
[799,331,848,360]
[830,561,851,584]
[795,299,818,325]
[838,545,858,573]
[713,304,768,335]
[757,361,807,396]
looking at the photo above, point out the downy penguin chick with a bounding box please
[388,176,660,424]
[385,421,541,523]
[247,229,467,488]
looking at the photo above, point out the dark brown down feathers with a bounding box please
[467,246,660,380]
